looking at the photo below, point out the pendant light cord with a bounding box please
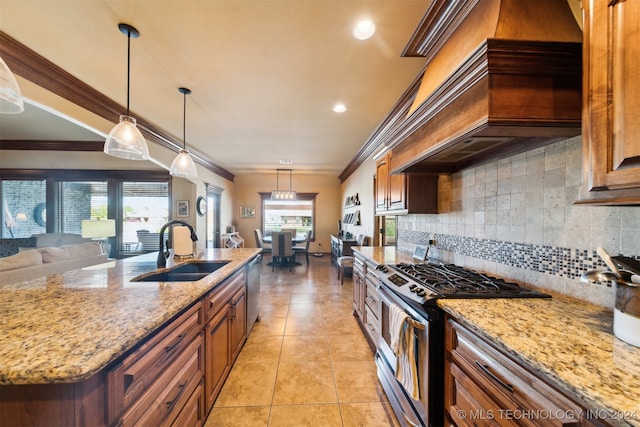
[126,29,131,116]
[183,91,187,150]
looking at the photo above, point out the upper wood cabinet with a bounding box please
[579,0,640,205]
[375,151,438,215]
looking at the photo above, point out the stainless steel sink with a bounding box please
[131,260,231,282]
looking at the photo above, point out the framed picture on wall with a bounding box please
[240,205,256,219]
[177,200,189,217]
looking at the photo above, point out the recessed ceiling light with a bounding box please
[333,103,347,113]
[353,20,375,40]
[279,159,293,165]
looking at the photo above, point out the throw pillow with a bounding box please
[63,242,102,258]
[0,250,43,271]
[39,246,71,263]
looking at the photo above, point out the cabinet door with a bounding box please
[387,153,406,210]
[230,286,247,362]
[375,157,390,211]
[352,259,365,319]
[581,0,640,204]
[205,304,231,410]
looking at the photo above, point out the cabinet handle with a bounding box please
[164,333,186,355]
[165,381,187,411]
[475,360,513,393]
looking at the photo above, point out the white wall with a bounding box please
[339,156,376,244]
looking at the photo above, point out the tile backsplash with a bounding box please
[397,136,639,308]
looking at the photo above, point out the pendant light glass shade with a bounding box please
[170,150,198,178]
[104,115,149,159]
[170,87,197,179]
[0,56,24,114]
[104,23,149,160]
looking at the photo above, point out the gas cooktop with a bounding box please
[377,262,551,305]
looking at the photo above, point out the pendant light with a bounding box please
[0,55,24,114]
[104,23,149,160]
[169,87,198,179]
[270,169,296,200]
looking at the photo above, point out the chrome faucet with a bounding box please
[157,220,198,268]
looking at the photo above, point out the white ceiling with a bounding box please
[0,0,428,177]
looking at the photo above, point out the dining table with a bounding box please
[262,233,307,268]
[262,234,307,244]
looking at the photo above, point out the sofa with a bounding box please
[0,233,93,258]
[0,234,109,284]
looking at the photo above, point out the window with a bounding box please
[260,192,317,239]
[121,182,169,253]
[1,179,46,238]
[0,169,170,257]
[58,181,108,234]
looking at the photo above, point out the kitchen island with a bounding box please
[353,247,640,427]
[0,248,261,425]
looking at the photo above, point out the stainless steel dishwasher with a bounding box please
[246,254,262,333]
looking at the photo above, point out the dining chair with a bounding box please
[271,231,295,271]
[293,230,312,265]
[337,234,367,285]
[254,229,271,254]
[280,228,296,237]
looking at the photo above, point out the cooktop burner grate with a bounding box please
[391,262,545,297]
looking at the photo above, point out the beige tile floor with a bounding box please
[204,255,399,427]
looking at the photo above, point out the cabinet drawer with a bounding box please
[108,302,202,422]
[120,334,204,426]
[446,318,582,426]
[205,269,245,321]
[172,380,205,427]
[364,305,380,342]
[364,281,379,315]
[446,355,516,427]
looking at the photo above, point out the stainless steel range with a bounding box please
[374,261,550,427]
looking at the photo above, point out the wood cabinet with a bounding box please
[352,252,380,350]
[229,286,247,362]
[0,262,253,427]
[107,302,204,426]
[579,0,640,205]
[445,315,598,426]
[352,253,366,320]
[363,263,381,347]
[375,151,439,215]
[203,268,247,410]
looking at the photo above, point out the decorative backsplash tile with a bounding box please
[395,136,640,308]
[397,229,637,281]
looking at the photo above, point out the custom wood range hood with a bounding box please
[384,0,583,175]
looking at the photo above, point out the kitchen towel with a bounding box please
[389,303,420,400]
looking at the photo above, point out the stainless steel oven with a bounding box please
[374,261,550,427]
[375,282,443,427]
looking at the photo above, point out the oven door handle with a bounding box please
[377,282,428,330]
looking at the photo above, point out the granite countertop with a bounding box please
[0,248,261,385]
[353,247,640,427]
